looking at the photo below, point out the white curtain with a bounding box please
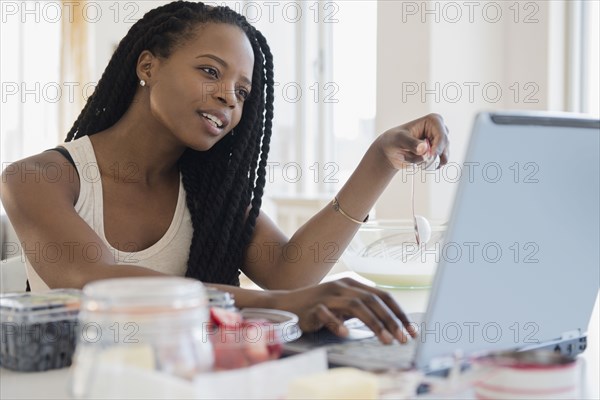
[59,0,92,140]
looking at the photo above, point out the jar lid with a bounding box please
[206,287,236,310]
[82,277,206,313]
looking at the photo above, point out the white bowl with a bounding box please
[342,220,446,289]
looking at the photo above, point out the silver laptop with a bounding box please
[284,111,600,373]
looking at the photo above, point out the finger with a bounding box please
[416,140,430,156]
[314,304,349,337]
[329,296,395,344]
[369,288,417,340]
[334,279,406,343]
[394,150,426,165]
[423,114,449,158]
[390,130,428,156]
[438,145,450,169]
[342,279,418,340]
[355,290,410,344]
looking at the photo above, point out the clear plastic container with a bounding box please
[240,308,302,343]
[208,308,301,370]
[342,219,447,289]
[70,277,213,398]
[0,289,82,371]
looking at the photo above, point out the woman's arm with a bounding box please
[242,114,450,289]
[1,150,419,343]
[0,152,170,288]
[209,278,416,344]
[234,114,448,343]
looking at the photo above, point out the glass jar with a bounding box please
[206,287,236,311]
[70,277,213,399]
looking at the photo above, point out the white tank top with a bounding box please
[25,136,193,291]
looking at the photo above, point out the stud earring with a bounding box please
[140,79,146,87]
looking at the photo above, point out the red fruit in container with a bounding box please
[208,308,300,370]
[209,307,246,370]
[241,319,283,360]
[240,322,270,364]
[267,342,283,360]
[210,323,249,370]
[212,343,250,370]
[210,307,243,328]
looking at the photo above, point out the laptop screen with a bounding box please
[416,112,600,369]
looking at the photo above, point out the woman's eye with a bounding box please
[237,88,250,100]
[200,67,219,78]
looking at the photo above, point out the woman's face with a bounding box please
[145,23,255,151]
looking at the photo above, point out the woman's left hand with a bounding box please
[377,113,450,170]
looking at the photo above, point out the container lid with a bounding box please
[82,277,207,313]
[0,289,81,322]
[206,287,236,310]
[240,308,302,343]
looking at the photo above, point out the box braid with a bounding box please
[65,1,274,286]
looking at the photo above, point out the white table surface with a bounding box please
[2,272,598,399]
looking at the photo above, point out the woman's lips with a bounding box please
[197,111,224,136]
[201,112,224,128]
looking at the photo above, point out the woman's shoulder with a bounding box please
[1,149,80,208]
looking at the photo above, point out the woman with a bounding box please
[1,1,449,344]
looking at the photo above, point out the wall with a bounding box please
[88,0,571,229]
[92,2,170,79]
[375,0,568,222]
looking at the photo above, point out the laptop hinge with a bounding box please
[561,329,582,340]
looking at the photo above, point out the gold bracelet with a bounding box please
[332,197,369,224]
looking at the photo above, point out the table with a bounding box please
[2,274,598,399]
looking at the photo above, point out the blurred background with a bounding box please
[1,0,599,256]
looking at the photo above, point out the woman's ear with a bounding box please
[136,50,156,86]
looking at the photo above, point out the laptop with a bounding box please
[283,111,600,373]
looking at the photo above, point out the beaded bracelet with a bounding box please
[331,197,369,224]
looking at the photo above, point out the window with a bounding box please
[582,0,599,116]
[0,7,61,165]
[0,1,378,197]
[330,1,377,192]
[249,1,377,197]
[567,0,599,115]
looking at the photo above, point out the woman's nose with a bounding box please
[214,83,237,108]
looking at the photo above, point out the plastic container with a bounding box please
[240,308,302,343]
[472,350,580,399]
[209,308,301,370]
[70,277,214,399]
[342,220,447,289]
[0,289,82,371]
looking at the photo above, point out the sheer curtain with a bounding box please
[1,1,91,258]
[59,0,92,138]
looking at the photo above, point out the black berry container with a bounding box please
[0,289,81,372]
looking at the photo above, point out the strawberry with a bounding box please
[212,342,250,370]
[209,307,243,328]
[208,311,284,370]
[240,322,270,364]
[267,342,283,360]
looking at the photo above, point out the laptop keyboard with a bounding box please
[284,314,424,371]
[326,336,417,371]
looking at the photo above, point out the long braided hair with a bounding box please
[65,1,274,286]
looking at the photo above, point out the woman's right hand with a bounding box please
[271,277,418,344]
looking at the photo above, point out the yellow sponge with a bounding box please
[287,367,379,400]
